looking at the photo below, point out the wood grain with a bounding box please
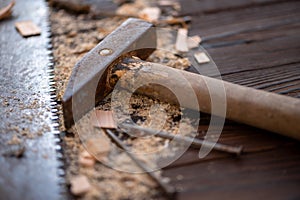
[163,0,300,199]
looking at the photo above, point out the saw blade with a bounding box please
[0,0,65,199]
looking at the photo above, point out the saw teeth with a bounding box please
[57,169,65,176]
[58,178,66,185]
[49,82,56,86]
[49,88,56,93]
[50,102,57,106]
[47,63,54,68]
[55,145,62,151]
[46,50,52,55]
[54,137,62,144]
[51,116,59,121]
[45,3,67,196]
[47,69,54,74]
[50,95,57,100]
[47,44,53,50]
[53,130,60,136]
[49,56,55,62]
[52,122,60,128]
[56,152,63,160]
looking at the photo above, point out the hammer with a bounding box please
[63,18,300,140]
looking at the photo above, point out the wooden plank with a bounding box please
[163,1,300,198]
[205,35,300,75]
[166,123,295,168]
[169,0,300,165]
[187,1,300,37]
[163,145,300,200]
[179,0,284,16]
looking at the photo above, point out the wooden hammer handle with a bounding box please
[193,72,300,140]
[110,59,300,140]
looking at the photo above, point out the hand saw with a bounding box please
[0,0,65,199]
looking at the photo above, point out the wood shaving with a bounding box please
[175,28,189,53]
[94,110,117,129]
[194,52,210,64]
[138,7,161,22]
[15,21,41,37]
[70,175,92,196]
[0,0,15,21]
[79,150,95,167]
[85,137,111,161]
[187,35,202,49]
[6,135,22,145]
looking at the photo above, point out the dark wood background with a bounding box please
[163,0,300,199]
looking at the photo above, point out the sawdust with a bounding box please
[50,0,197,199]
[50,8,166,198]
[6,135,22,145]
[1,92,52,145]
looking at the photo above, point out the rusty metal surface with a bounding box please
[62,18,156,129]
[0,0,63,199]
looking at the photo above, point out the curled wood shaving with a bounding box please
[0,0,15,21]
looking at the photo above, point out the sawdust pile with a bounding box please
[50,0,198,199]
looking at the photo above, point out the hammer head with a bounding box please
[62,18,157,129]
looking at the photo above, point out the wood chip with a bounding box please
[86,137,111,160]
[15,21,41,37]
[187,35,202,49]
[175,28,189,53]
[79,150,95,167]
[70,175,91,196]
[138,7,161,22]
[6,135,22,145]
[194,52,210,64]
[0,0,15,21]
[94,110,117,129]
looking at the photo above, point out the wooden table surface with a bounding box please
[163,0,300,199]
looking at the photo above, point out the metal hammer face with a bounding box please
[62,18,157,129]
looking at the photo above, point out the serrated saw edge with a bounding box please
[45,2,68,197]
